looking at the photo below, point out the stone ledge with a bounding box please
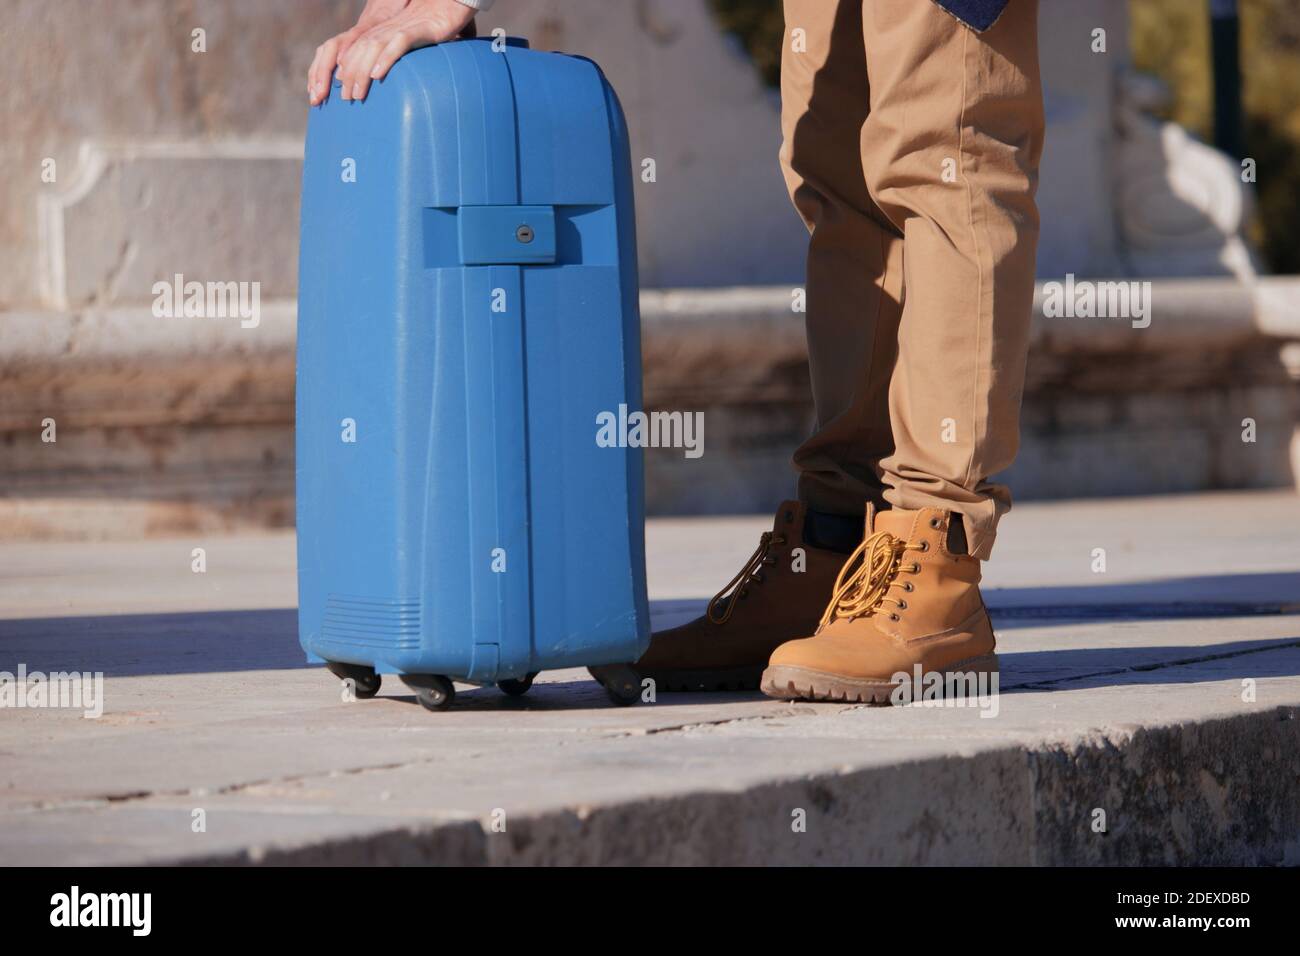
[1,277,1298,536]
[6,277,1296,418]
[642,276,1300,402]
[183,706,1300,866]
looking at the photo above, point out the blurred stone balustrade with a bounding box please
[1,0,1295,539]
[3,279,1298,538]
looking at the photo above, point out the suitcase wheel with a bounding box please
[497,672,539,697]
[587,664,642,707]
[400,673,456,712]
[326,661,382,700]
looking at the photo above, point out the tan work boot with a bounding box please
[628,500,846,691]
[761,506,998,704]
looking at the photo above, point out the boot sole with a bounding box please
[598,664,765,693]
[760,653,999,705]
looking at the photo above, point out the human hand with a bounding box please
[334,0,478,103]
[308,0,411,105]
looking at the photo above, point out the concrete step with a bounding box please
[1,491,1298,864]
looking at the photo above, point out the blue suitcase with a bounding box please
[295,37,649,710]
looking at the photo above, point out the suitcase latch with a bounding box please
[459,205,556,265]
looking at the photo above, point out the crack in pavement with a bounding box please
[7,640,1298,818]
[2,754,479,817]
[2,704,843,815]
[606,702,848,738]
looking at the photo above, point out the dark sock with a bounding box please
[803,508,864,554]
[947,513,969,555]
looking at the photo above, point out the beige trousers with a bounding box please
[780,0,1044,560]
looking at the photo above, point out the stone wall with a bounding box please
[0,0,353,312]
[5,0,1249,309]
[1,0,1294,538]
[1,0,809,310]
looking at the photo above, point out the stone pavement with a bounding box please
[1,491,1298,865]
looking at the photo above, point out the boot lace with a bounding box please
[818,530,925,629]
[706,531,786,624]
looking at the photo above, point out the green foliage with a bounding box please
[708,0,784,88]
[1129,0,1213,138]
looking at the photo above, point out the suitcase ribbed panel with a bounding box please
[320,596,422,650]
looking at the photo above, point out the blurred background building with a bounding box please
[1,0,1298,538]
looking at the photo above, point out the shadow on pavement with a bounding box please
[1,573,1297,702]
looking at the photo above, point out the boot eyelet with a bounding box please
[909,564,920,573]
[897,600,907,610]
[918,542,930,552]
[774,535,787,546]
[929,517,941,529]
[904,582,914,592]
[889,613,900,621]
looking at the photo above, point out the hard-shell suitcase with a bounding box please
[295,37,649,710]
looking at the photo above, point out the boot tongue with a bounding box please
[873,509,919,541]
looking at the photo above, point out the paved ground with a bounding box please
[1,491,1298,865]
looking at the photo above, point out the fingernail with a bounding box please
[369,65,383,79]
[351,83,362,99]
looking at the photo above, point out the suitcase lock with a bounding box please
[459,205,556,265]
